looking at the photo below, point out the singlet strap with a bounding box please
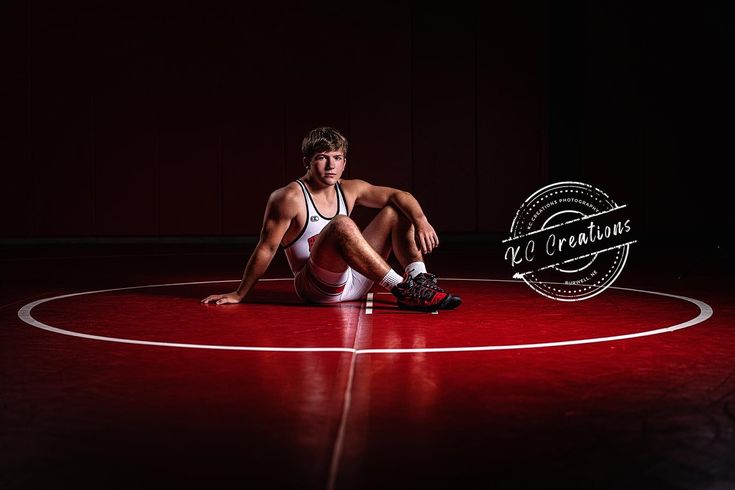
[336,181,350,216]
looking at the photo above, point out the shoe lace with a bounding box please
[405,273,444,301]
[414,273,444,292]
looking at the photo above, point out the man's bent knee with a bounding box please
[326,215,359,235]
[310,216,358,272]
[379,203,400,222]
[380,203,411,229]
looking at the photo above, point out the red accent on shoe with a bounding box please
[391,273,462,312]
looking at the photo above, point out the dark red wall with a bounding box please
[548,2,733,240]
[1,1,548,238]
[3,1,730,240]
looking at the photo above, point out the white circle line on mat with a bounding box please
[17,278,713,354]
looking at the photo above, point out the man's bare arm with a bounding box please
[348,179,439,255]
[201,189,295,305]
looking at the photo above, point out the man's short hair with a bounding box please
[302,127,348,159]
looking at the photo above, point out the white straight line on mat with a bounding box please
[367,292,438,314]
[365,292,373,315]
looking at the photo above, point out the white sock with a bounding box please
[379,269,403,290]
[404,261,427,279]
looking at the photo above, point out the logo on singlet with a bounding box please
[310,216,319,222]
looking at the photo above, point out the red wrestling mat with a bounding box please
[3,248,733,489]
[22,279,706,352]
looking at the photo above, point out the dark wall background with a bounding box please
[1,1,731,240]
[551,2,734,242]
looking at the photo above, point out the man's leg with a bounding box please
[309,204,422,275]
[359,203,423,269]
[308,207,461,310]
[308,213,397,283]
[356,205,461,311]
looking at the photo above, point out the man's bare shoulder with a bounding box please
[338,178,370,192]
[270,181,302,200]
[267,182,302,215]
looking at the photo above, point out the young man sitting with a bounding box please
[202,127,461,312]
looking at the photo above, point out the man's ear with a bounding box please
[303,157,310,169]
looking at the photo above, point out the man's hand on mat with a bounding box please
[201,292,243,305]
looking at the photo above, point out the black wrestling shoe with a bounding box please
[391,272,462,312]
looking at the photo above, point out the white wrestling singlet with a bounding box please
[283,179,374,303]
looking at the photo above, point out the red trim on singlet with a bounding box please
[305,263,346,296]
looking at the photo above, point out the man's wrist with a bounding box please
[413,214,428,226]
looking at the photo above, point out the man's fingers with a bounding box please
[416,230,440,254]
[426,233,438,252]
[415,226,439,255]
[203,292,243,304]
[423,235,433,254]
[427,233,436,253]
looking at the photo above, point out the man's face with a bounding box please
[306,149,346,185]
